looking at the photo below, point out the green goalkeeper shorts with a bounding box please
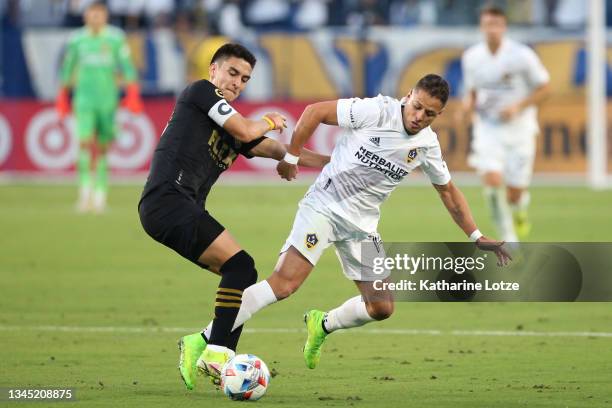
[74,106,117,144]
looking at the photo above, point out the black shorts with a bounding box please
[138,184,225,268]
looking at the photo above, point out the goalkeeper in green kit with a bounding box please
[56,1,142,213]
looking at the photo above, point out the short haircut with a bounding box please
[87,1,107,10]
[211,43,257,69]
[414,74,450,106]
[479,2,507,20]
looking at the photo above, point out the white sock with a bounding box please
[322,295,375,333]
[484,187,517,242]
[202,280,277,339]
[509,191,530,214]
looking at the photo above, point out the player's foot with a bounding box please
[513,210,531,240]
[197,345,235,386]
[303,310,328,369]
[178,332,207,390]
[92,190,107,214]
[75,186,92,213]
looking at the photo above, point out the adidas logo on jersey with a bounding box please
[369,137,380,146]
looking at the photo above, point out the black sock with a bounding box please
[208,251,257,348]
[226,325,244,351]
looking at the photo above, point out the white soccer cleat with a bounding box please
[92,190,107,214]
[76,186,92,213]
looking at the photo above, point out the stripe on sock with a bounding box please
[214,301,242,308]
[217,288,243,295]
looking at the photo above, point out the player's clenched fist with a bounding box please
[277,159,298,181]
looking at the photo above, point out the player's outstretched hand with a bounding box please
[277,160,298,181]
[475,236,512,267]
[264,112,287,133]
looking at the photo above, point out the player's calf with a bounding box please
[364,300,394,321]
[207,250,257,349]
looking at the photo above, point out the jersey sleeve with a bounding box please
[336,97,381,129]
[523,46,550,88]
[420,140,451,185]
[189,80,238,127]
[60,34,78,86]
[115,30,137,83]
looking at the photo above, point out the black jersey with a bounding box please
[141,80,265,206]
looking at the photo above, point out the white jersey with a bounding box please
[462,38,549,133]
[302,95,451,233]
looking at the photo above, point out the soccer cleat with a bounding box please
[197,346,235,386]
[178,333,207,390]
[513,210,532,240]
[303,310,328,369]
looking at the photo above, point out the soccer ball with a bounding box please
[221,354,270,401]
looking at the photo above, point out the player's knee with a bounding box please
[367,301,394,321]
[220,250,258,288]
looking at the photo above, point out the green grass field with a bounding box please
[1,184,612,407]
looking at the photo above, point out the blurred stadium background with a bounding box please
[0,0,610,186]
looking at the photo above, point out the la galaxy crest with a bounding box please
[305,233,318,249]
[406,148,418,163]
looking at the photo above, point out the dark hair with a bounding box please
[87,1,107,10]
[211,43,257,68]
[414,74,450,106]
[479,2,507,20]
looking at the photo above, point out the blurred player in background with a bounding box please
[460,4,550,241]
[197,74,510,372]
[56,1,143,213]
[138,43,329,390]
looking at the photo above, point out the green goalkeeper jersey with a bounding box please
[60,26,137,110]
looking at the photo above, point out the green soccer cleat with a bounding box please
[177,332,207,390]
[196,346,234,386]
[513,210,532,240]
[303,310,328,369]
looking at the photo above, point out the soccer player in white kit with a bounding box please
[199,74,510,371]
[461,4,550,241]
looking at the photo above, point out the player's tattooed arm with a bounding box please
[248,139,330,169]
[433,181,478,236]
[433,181,511,266]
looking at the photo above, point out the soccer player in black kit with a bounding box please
[138,43,329,390]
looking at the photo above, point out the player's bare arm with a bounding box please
[277,100,338,180]
[223,111,287,143]
[433,181,512,265]
[247,138,330,168]
[499,82,551,121]
[456,89,477,124]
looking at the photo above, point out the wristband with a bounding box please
[469,229,483,242]
[262,115,276,131]
[283,152,299,165]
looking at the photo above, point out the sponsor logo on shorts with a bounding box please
[305,233,319,249]
[406,148,417,163]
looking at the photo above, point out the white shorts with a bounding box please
[280,203,389,281]
[468,121,537,188]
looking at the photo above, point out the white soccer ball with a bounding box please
[221,354,270,401]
